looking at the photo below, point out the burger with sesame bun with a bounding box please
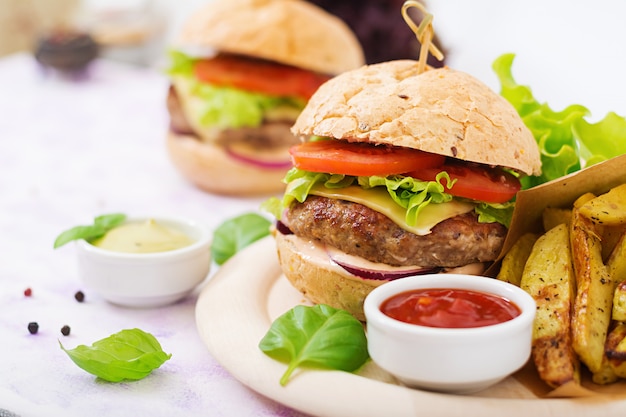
[268,60,542,320]
[165,0,365,196]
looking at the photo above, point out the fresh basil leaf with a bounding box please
[59,328,171,382]
[53,225,106,249]
[211,213,271,265]
[259,304,369,386]
[54,213,126,249]
[93,213,126,229]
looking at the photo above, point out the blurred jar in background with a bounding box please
[307,0,445,66]
[76,0,165,67]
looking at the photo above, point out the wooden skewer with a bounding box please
[401,1,444,73]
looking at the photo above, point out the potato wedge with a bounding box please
[608,232,626,321]
[570,207,615,373]
[601,225,626,262]
[578,183,626,226]
[573,192,597,208]
[605,323,626,378]
[613,282,626,322]
[520,223,579,388]
[592,358,618,384]
[497,233,539,286]
[542,207,572,232]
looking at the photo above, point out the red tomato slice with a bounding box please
[407,163,521,203]
[290,141,446,177]
[193,54,331,100]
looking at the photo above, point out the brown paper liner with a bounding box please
[497,153,626,266]
[511,361,626,398]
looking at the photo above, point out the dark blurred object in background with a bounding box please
[34,31,98,73]
[307,0,445,66]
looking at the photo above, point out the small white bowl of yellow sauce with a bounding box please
[75,216,211,307]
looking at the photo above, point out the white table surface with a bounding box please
[0,53,307,417]
[428,0,626,121]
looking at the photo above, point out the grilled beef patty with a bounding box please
[283,196,506,268]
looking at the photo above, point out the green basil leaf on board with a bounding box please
[54,213,126,249]
[59,328,172,382]
[211,213,271,265]
[259,304,369,386]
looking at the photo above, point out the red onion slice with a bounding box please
[225,145,293,169]
[275,221,293,235]
[326,245,439,281]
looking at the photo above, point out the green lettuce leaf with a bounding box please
[574,112,626,166]
[167,50,195,77]
[59,328,171,382]
[358,172,453,226]
[193,83,302,129]
[476,202,515,229]
[259,304,369,386]
[275,168,513,227]
[279,168,451,226]
[166,50,305,129]
[493,53,626,187]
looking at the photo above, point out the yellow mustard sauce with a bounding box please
[91,219,194,253]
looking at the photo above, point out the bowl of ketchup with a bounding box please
[363,274,536,394]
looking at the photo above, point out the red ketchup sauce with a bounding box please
[380,288,521,328]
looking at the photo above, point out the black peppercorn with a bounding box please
[74,291,85,302]
[28,322,39,334]
[61,325,71,336]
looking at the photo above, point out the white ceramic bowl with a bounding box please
[75,216,212,308]
[363,274,536,394]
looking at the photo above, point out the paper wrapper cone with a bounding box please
[500,153,626,262]
[484,153,626,398]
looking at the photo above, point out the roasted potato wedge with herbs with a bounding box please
[578,183,626,226]
[570,207,615,374]
[601,225,626,261]
[613,282,626,322]
[542,207,572,232]
[606,323,626,378]
[573,192,597,208]
[497,233,539,286]
[592,358,618,385]
[608,233,626,321]
[520,223,579,388]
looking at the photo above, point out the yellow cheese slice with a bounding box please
[308,184,475,236]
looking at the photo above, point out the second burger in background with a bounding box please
[165,0,365,196]
[269,60,542,320]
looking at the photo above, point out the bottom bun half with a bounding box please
[166,130,289,196]
[275,232,389,321]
